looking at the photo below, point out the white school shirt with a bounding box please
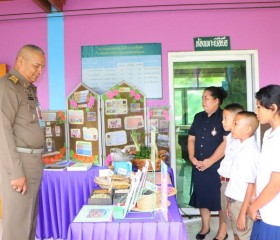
[218,133,240,178]
[256,127,280,226]
[225,136,260,202]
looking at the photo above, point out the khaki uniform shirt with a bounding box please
[0,69,44,180]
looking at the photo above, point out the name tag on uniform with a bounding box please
[27,93,34,100]
[36,105,45,128]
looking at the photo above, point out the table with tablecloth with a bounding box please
[67,193,188,240]
[36,166,107,239]
[36,166,179,239]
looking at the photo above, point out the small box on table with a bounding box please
[88,189,113,205]
[113,189,129,205]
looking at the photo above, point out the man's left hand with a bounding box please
[11,177,27,194]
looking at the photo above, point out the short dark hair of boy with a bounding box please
[255,84,280,113]
[224,103,244,113]
[236,111,259,135]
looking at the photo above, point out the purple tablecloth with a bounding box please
[36,166,106,239]
[67,194,188,240]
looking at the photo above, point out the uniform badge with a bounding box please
[8,75,19,84]
[211,127,217,136]
[27,93,34,100]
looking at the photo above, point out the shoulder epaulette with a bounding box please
[8,75,19,84]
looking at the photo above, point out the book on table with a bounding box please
[44,160,70,171]
[73,205,114,222]
[66,162,93,171]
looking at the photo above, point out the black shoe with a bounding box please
[196,229,210,240]
[213,233,228,240]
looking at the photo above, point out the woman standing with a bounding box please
[248,84,280,240]
[188,86,228,240]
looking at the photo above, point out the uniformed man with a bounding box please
[0,45,45,240]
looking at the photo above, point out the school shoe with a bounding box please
[196,229,210,240]
[213,233,228,240]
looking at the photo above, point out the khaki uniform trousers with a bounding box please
[0,152,43,240]
[220,181,237,234]
[228,199,254,240]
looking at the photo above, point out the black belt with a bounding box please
[227,197,236,203]
[220,176,230,182]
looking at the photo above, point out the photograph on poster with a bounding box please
[130,103,141,112]
[149,119,159,132]
[152,109,164,116]
[124,116,144,130]
[45,138,55,152]
[69,110,84,124]
[159,120,169,133]
[157,134,169,147]
[71,129,81,138]
[45,126,52,137]
[105,130,127,146]
[87,112,96,121]
[108,118,122,129]
[105,99,128,115]
[42,112,57,122]
[83,127,98,141]
[76,141,92,156]
[55,125,61,136]
[74,90,90,103]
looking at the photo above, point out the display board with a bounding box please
[81,43,162,99]
[147,107,170,166]
[67,83,101,165]
[41,110,67,165]
[101,81,146,161]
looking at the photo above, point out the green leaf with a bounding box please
[102,95,108,101]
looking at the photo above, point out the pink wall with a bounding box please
[63,0,280,107]
[0,0,48,108]
[1,0,280,109]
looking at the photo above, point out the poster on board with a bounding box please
[41,110,67,166]
[101,81,146,161]
[67,83,101,165]
[81,43,162,99]
[147,107,170,167]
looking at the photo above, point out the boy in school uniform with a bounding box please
[217,103,244,240]
[225,111,260,240]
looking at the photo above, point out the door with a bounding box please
[168,50,259,214]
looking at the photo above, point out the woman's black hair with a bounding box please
[255,84,280,111]
[204,86,227,105]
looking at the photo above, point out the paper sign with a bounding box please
[42,112,57,121]
[83,127,98,141]
[105,99,128,115]
[76,141,92,156]
[69,110,84,124]
[124,116,144,130]
[105,130,127,146]
[74,90,89,103]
